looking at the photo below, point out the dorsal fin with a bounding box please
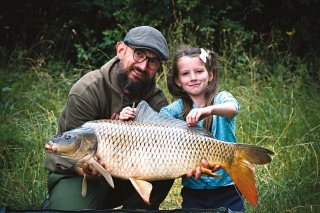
[134,101,214,138]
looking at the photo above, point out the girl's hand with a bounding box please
[186,159,221,180]
[119,107,136,121]
[186,108,210,126]
[186,103,237,126]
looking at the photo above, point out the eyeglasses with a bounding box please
[126,44,162,70]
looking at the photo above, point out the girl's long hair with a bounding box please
[167,45,219,131]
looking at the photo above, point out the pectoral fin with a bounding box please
[81,174,87,197]
[88,158,114,188]
[129,178,152,205]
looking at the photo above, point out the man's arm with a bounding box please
[58,94,100,133]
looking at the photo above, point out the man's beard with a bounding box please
[116,61,153,95]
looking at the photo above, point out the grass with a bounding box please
[1,51,319,212]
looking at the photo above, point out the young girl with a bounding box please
[119,45,244,211]
[159,45,244,211]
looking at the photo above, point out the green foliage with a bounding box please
[230,83,320,212]
[2,0,319,79]
[0,64,81,208]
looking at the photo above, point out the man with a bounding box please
[43,26,214,210]
[44,26,173,210]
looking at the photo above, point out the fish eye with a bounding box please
[64,134,72,140]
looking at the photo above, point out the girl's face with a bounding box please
[175,56,213,98]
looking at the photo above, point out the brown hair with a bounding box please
[167,45,219,131]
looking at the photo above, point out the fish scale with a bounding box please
[45,101,274,206]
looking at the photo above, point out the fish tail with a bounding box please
[223,143,274,207]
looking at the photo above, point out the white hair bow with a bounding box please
[199,48,208,64]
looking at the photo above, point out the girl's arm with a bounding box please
[186,103,237,126]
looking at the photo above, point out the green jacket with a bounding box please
[44,56,168,174]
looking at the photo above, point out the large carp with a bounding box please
[45,101,274,207]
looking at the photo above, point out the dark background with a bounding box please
[1,0,319,79]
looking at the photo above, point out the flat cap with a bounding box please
[124,26,169,61]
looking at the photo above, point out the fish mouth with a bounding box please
[44,141,57,153]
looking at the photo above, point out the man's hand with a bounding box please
[76,161,106,180]
[187,159,220,180]
[119,106,136,121]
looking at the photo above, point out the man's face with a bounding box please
[116,43,160,95]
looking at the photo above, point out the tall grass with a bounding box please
[0,60,80,208]
[227,81,320,212]
[1,44,319,212]
[159,49,320,212]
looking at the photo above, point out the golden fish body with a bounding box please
[83,119,235,180]
[45,101,274,206]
